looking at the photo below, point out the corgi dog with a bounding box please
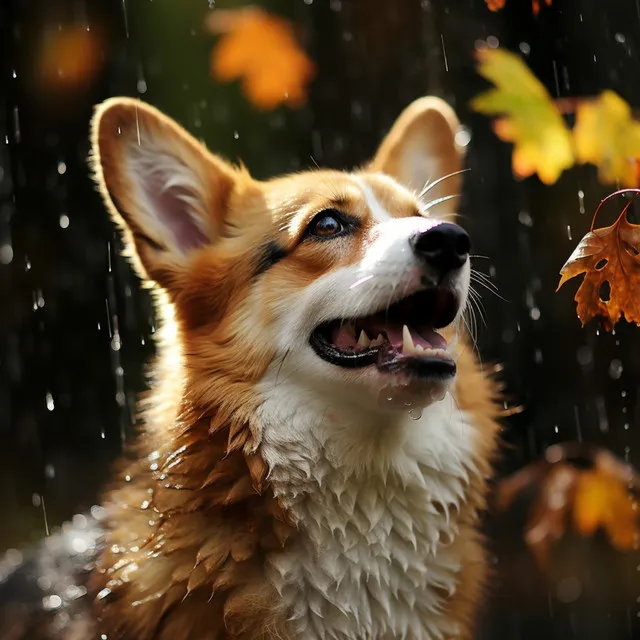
[1,96,502,640]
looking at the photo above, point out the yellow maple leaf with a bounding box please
[471,48,574,185]
[573,469,640,551]
[574,90,640,187]
[206,8,316,111]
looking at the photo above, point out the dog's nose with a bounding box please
[411,223,470,274]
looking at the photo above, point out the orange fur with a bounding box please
[87,97,502,639]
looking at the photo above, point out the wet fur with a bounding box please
[1,97,503,639]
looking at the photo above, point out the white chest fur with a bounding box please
[257,380,478,640]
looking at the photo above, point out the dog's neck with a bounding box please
[256,371,480,639]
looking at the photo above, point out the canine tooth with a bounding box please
[402,325,414,353]
[358,330,371,347]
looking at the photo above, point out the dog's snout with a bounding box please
[411,223,470,274]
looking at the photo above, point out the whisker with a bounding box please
[470,272,509,302]
[468,288,487,327]
[421,193,460,212]
[418,169,470,199]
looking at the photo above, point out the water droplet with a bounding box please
[408,407,422,421]
[609,359,623,379]
[46,392,55,411]
[42,595,62,611]
[519,42,530,55]
[0,244,13,264]
[518,211,533,227]
[57,161,66,175]
[59,214,69,228]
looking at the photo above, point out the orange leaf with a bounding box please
[484,0,552,14]
[36,25,104,92]
[484,0,507,10]
[573,469,640,551]
[206,8,316,111]
[557,191,640,330]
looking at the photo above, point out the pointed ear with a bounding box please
[369,97,465,216]
[91,98,239,286]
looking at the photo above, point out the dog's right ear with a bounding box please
[91,98,240,288]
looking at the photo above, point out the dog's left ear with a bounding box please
[369,97,465,215]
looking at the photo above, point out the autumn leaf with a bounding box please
[206,8,316,111]
[574,90,640,187]
[484,0,552,14]
[36,25,104,92]
[471,48,574,184]
[531,0,553,14]
[496,443,640,569]
[573,470,639,550]
[557,190,640,330]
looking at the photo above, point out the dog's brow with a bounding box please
[254,240,288,276]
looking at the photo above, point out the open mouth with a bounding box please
[310,288,460,378]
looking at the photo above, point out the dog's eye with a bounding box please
[307,210,345,238]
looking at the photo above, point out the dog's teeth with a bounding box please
[415,344,424,352]
[402,325,415,353]
[370,333,385,347]
[358,330,371,347]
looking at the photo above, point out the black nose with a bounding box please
[411,223,471,273]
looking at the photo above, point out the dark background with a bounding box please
[2,0,640,638]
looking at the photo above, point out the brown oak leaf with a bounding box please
[557,191,640,330]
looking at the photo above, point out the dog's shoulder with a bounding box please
[0,514,104,639]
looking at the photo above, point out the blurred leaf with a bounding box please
[36,25,104,93]
[497,443,640,569]
[484,0,552,14]
[484,0,507,10]
[574,91,640,187]
[573,470,639,550]
[471,48,574,184]
[206,8,316,111]
[557,190,640,330]
[531,0,553,13]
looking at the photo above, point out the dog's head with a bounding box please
[92,97,469,418]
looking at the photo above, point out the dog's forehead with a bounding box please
[259,170,420,227]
